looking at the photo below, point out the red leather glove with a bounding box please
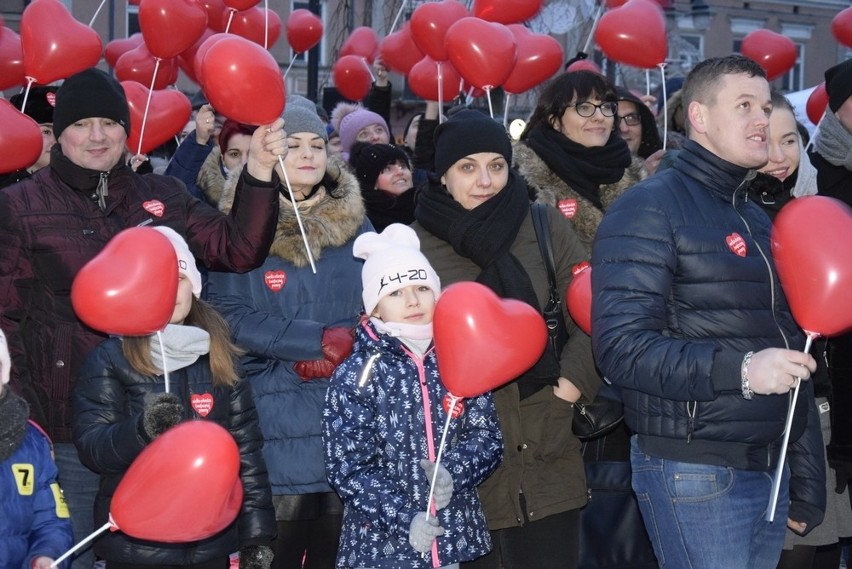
[294,359,335,380]
[321,327,354,367]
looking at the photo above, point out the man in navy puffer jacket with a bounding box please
[591,55,826,569]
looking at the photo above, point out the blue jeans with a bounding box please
[630,437,790,569]
[55,443,101,569]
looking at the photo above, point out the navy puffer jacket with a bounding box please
[592,141,825,525]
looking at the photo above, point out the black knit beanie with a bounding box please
[53,68,131,137]
[351,142,410,189]
[11,86,58,125]
[826,59,852,113]
[433,109,512,176]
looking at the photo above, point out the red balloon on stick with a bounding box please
[285,8,323,53]
[104,33,144,68]
[139,0,208,59]
[115,44,179,90]
[339,26,379,64]
[409,0,470,62]
[200,35,285,125]
[222,0,259,12]
[229,7,282,48]
[177,28,215,84]
[771,196,852,338]
[21,0,103,84]
[806,83,828,126]
[192,32,228,86]
[71,227,178,336]
[434,282,547,398]
[378,23,424,75]
[446,18,517,90]
[0,100,43,174]
[566,262,592,336]
[407,57,462,102]
[198,0,227,32]
[122,81,192,154]
[740,29,797,82]
[110,421,243,542]
[473,0,543,24]
[595,0,667,69]
[503,25,563,94]
[831,6,852,48]
[0,26,26,90]
[332,54,373,102]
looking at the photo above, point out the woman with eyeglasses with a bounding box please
[514,71,646,251]
[514,70,656,569]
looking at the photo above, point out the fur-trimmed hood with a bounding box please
[216,156,366,267]
[196,145,235,206]
[514,142,646,249]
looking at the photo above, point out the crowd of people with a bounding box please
[1,51,852,569]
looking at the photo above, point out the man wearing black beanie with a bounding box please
[0,67,283,569]
[0,86,59,189]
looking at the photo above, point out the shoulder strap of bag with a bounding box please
[530,202,559,303]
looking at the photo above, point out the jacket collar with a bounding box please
[674,140,756,203]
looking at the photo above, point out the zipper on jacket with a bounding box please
[95,172,109,212]
[686,401,697,443]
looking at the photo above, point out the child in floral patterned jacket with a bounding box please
[323,223,503,569]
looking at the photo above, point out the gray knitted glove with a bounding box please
[409,512,444,554]
[142,393,182,439]
[239,545,274,569]
[420,459,453,510]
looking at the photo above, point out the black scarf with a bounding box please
[50,144,128,211]
[0,389,30,462]
[362,187,416,232]
[525,124,631,211]
[415,171,560,397]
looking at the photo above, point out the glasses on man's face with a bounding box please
[568,101,618,118]
[616,113,642,127]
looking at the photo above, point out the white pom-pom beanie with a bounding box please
[353,224,441,316]
[152,226,203,298]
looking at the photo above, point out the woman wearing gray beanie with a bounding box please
[412,109,600,569]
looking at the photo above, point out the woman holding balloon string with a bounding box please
[205,102,372,569]
[323,223,502,569]
[72,226,276,569]
[748,91,852,569]
[411,109,600,569]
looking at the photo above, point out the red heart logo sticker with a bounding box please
[726,233,747,257]
[143,200,165,217]
[442,393,465,418]
[190,393,214,417]
[264,270,287,292]
[558,199,578,219]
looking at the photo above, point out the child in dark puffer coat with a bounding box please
[323,224,503,569]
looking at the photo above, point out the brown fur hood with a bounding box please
[196,145,234,206]
[514,142,646,249]
[216,156,365,267]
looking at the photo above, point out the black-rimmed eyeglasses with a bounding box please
[568,101,618,118]
[616,113,642,126]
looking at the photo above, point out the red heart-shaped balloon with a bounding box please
[410,0,470,62]
[115,43,179,90]
[192,32,228,86]
[21,0,103,84]
[740,29,797,81]
[379,23,424,75]
[772,196,852,337]
[595,0,667,69]
[111,421,243,542]
[446,17,517,90]
[332,54,373,102]
[285,9,323,53]
[176,28,215,84]
[472,0,543,24]
[0,99,42,173]
[0,26,26,90]
[340,26,379,64]
[122,81,192,155]
[806,83,828,126]
[71,227,177,336]
[407,57,462,102]
[104,33,144,68]
[503,25,563,95]
[434,282,547,398]
[223,0,259,12]
[566,262,592,336]
[139,0,208,59]
[831,6,852,49]
[229,7,282,49]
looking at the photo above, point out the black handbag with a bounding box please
[530,202,624,442]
